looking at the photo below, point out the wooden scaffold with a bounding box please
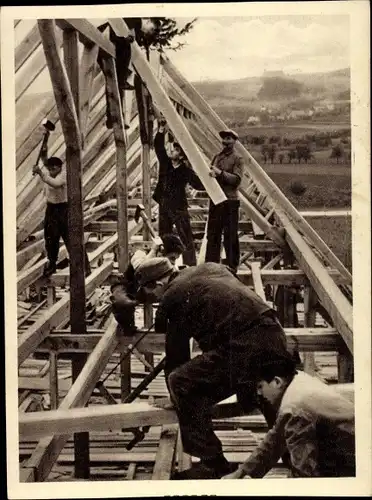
[14,18,353,482]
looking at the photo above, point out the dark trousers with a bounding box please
[97,40,131,125]
[167,316,287,461]
[44,202,91,275]
[159,206,197,266]
[205,200,240,271]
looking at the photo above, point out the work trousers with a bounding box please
[97,40,131,125]
[44,202,91,275]
[167,315,287,461]
[205,199,240,272]
[158,206,197,266]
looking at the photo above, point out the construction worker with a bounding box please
[97,18,155,129]
[33,146,91,278]
[110,234,185,335]
[130,258,294,479]
[222,353,355,479]
[206,129,243,272]
[153,118,205,266]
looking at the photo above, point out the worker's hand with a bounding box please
[221,468,246,480]
[151,397,175,410]
[32,164,42,176]
[151,236,163,252]
[209,166,222,178]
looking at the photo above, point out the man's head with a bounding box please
[161,234,185,264]
[255,354,297,407]
[219,129,239,151]
[135,257,176,303]
[170,142,186,163]
[46,157,63,178]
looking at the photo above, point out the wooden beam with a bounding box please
[152,425,178,480]
[20,317,119,482]
[19,395,244,441]
[37,328,343,355]
[101,57,129,271]
[277,209,353,353]
[15,22,41,72]
[108,18,226,206]
[303,287,318,375]
[55,19,115,57]
[79,43,99,147]
[18,260,113,366]
[251,262,266,301]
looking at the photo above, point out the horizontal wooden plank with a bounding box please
[19,382,354,441]
[19,397,243,440]
[36,328,343,354]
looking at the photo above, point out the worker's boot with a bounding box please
[172,457,236,480]
[43,260,56,278]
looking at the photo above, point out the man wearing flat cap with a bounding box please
[206,129,243,272]
[127,258,294,480]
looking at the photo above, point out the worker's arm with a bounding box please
[282,410,320,477]
[184,166,206,191]
[216,156,243,188]
[34,166,67,188]
[233,412,289,479]
[154,126,168,164]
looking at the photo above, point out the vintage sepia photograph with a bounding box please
[2,2,371,498]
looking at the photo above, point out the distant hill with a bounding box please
[192,67,350,110]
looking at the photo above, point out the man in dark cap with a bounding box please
[153,118,205,266]
[125,258,294,479]
[206,129,243,272]
[222,352,355,479]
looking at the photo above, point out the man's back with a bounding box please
[157,262,271,349]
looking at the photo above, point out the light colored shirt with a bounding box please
[240,371,355,478]
[40,167,68,204]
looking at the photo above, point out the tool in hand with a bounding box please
[33,119,56,173]
[134,203,158,240]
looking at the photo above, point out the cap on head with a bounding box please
[161,233,185,255]
[46,157,63,168]
[219,129,239,141]
[135,257,174,287]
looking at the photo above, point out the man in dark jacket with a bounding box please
[131,259,293,479]
[153,118,205,266]
[206,129,244,272]
[97,18,154,129]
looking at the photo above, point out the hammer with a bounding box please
[134,204,157,240]
[34,119,56,168]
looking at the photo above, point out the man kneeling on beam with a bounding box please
[130,258,295,480]
[110,234,185,335]
[222,352,355,479]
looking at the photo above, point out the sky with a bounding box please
[169,15,350,82]
[14,14,350,94]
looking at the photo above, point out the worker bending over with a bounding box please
[153,118,205,266]
[206,129,243,272]
[223,353,355,478]
[110,234,185,335]
[128,259,295,479]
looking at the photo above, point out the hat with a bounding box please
[130,250,147,271]
[135,257,174,286]
[219,129,239,140]
[46,156,63,168]
[162,233,185,255]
